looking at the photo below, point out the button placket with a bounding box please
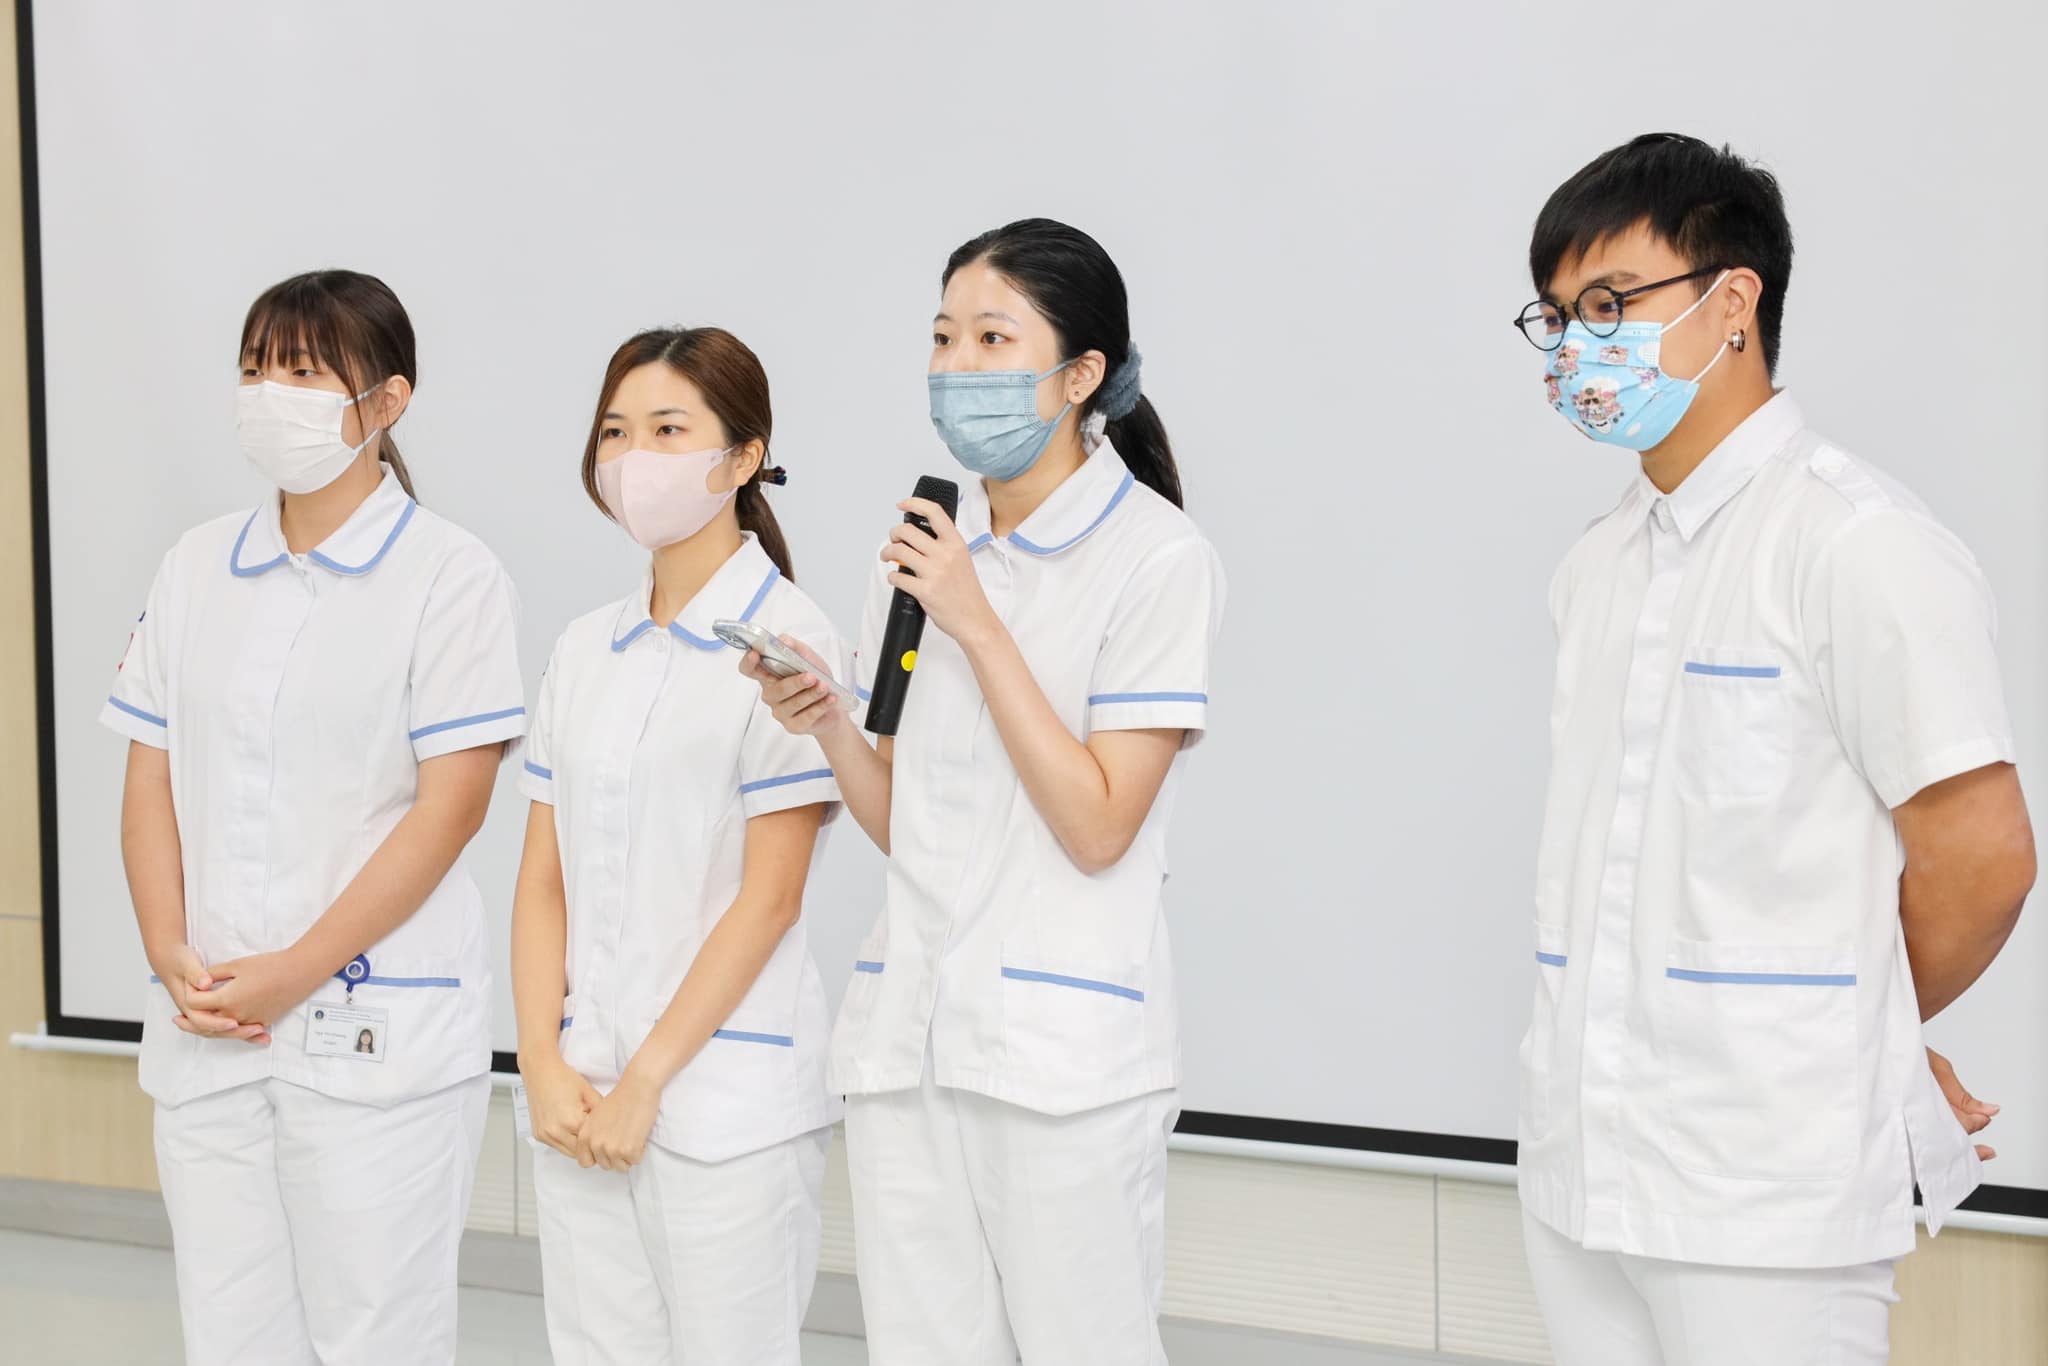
[599,634,670,1076]
[1579,512,1686,1244]
[224,573,316,950]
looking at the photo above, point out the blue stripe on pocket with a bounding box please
[1536,951,1568,967]
[1000,966,1144,1002]
[1666,968,1855,987]
[853,960,884,974]
[1683,662,1782,679]
[524,759,553,781]
[712,1028,795,1047]
[363,975,462,988]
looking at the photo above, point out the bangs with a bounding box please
[238,276,372,389]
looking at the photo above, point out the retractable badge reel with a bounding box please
[336,954,370,999]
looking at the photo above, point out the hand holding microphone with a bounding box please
[741,475,987,740]
[869,476,997,736]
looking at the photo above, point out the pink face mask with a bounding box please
[595,446,737,549]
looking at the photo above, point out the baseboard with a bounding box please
[457,1227,542,1296]
[0,1175,171,1248]
[0,1176,1503,1365]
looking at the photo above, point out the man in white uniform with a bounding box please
[1513,133,2035,1364]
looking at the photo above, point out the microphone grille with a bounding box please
[912,475,960,521]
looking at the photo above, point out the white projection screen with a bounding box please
[23,1,2047,1213]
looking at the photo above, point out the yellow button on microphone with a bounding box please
[899,650,918,673]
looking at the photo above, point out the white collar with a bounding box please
[610,532,780,653]
[229,464,416,578]
[955,439,1137,558]
[1626,391,1806,542]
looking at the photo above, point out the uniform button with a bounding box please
[1815,452,1846,476]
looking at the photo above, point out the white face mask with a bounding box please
[236,380,382,494]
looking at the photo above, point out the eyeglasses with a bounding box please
[1513,266,1727,351]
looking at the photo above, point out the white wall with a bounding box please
[28,0,2048,1188]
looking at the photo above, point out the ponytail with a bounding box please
[735,468,795,582]
[380,433,419,500]
[1102,393,1181,510]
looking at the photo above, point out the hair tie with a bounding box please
[1094,344,1143,421]
[761,464,789,487]
[1080,411,1108,454]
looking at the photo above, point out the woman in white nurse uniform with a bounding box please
[105,270,527,1366]
[511,327,845,1365]
[748,219,1227,1366]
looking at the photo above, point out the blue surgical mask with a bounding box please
[1544,271,1731,451]
[928,359,1074,481]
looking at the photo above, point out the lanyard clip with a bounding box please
[336,954,370,1000]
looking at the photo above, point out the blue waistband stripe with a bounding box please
[1001,966,1144,1001]
[1666,967,1856,987]
[153,971,461,989]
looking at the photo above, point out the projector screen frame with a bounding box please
[14,0,2042,1222]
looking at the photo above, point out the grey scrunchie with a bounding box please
[1094,344,1143,421]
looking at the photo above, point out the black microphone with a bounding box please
[864,475,959,737]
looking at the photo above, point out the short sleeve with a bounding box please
[518,644,560,804]
[739,702,841,819]
[100,550,175,750]
[408,544,529,762]
[1803,509,2015,809]
[1087,535,1226,744]
[740,602,845,819]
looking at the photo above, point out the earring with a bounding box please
[1731,330,1747,353]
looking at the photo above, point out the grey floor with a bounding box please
[0,1228,869,1365]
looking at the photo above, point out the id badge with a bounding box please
[304,1001,390,1062]
[512,1081,533,1142]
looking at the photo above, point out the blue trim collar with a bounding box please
[957,443,1136,559]
[611,536,780,653]
[229,465,416,578]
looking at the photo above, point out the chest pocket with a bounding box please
[1674,646,1793,802]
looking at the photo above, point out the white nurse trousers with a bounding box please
[1523,1208,1898,1365]
[532,1126,830,1365]
[153,1073,491,1366]
[845,1065,1179,1366]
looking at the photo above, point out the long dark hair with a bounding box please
[239,271,420,498]
[579,328,794,580]
[943,219,1182,508]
